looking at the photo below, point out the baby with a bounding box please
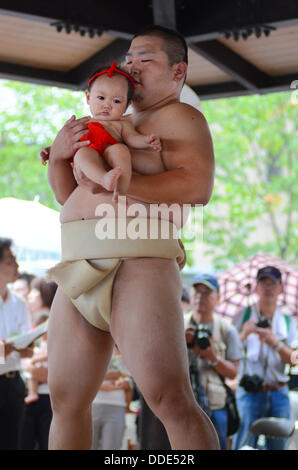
[24,340,48,404]
[73,62,162,200]
[23,315,49,405]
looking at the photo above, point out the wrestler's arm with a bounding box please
[127,104,214,206]
[121,121,161,152]
[47,116,91,205]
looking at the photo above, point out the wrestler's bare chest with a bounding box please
[131,111,166,174]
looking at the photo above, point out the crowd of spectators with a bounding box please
[0,237,297,450]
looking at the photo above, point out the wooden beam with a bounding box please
[1,1,298,42]
[0,61,77,89]
[152,0,176,29]
[190,40,270,92]
[0,1,152,37]
[66,39,131,88]
[192,72,298,100]
[180,0,298,42]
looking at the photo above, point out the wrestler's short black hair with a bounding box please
[133,25,188,66]
[0,237,12,262]
[87,66,134,103]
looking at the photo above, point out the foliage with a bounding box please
[0,79,86,210]
[201,92,298,268]
[0,80,297,268]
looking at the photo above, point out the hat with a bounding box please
[192,273,219,292]
[257,266,282,282]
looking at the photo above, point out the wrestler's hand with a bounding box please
[49,115,91,162]
[145,134,162,152]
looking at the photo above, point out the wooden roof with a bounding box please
[0,0,297,100]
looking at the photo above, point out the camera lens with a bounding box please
[197,337,210,350]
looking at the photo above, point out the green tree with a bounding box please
[0,79,86,210]
[0,81,297,268]
[201,92,298,268]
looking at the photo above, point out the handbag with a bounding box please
[218,374,240,436]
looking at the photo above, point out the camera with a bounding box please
[239,374,264,393]
[255,318,271,328]
[187,325,212,350]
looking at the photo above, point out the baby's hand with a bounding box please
[40,146,51,165]
[146,134,162,152]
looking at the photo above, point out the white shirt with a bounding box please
[93,389,126,407]
[233,305,297,383]
[0,288,31,374]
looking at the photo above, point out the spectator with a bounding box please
[233,266,297,450]
[185,273,242,450]
[181,286,190,314]
[20,277,57,450]
[27,276,57,326]
[91,347,132,450]
[0,237,33,449]
[13,272,35,302]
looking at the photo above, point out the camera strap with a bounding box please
[188,350,211,416]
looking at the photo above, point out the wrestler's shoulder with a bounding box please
[161,101,205,121]
[158,102,208,136]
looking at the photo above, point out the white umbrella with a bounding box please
[0,197,61,254]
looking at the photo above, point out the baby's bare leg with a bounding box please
[25,377,39,404]
[103,144,132,200]
[74,147,121,192]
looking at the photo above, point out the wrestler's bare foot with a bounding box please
[101,167,122,192]
[25,393,39,404]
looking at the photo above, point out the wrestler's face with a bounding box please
[125,35,184,109]
[86,75,129,120]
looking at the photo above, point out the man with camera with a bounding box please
[233,266,297,450]
[185,274,242,449]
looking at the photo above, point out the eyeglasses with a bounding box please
[193,288,212,296]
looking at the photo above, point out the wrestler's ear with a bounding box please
[125,99,132,110]
[172,62,187,83]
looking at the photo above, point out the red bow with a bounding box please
[88,62,135,89]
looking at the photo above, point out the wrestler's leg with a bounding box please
[110,258,219,450]
[103,144,132,200]
[47,287,114,449]
[74,147,122,191]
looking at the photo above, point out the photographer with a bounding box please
[186,274,242,450]
[233,266,297,450]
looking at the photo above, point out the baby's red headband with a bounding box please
[88,62,135,89]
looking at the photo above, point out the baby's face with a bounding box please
[86,74,128,120]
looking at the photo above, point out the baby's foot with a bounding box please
[25,393,39,404]
[102,167,122,192]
